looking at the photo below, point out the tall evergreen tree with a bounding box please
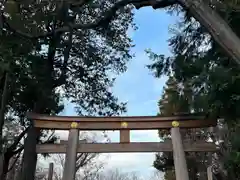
[153,75,214,180]
[148,3,240,179]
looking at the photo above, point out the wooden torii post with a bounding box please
[28,113,217,180]
[47,163,54,180]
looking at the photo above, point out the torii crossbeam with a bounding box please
[27,113,217,180]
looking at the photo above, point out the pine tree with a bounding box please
[153,75,211,180]
[154,76,184,180]
[148,2,240,178]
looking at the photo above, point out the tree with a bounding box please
[147,2,240,179]
[95,169,143,180]
[149,170,163,180]
[1,0,135,179]
[153,76,186,180]
[151,75,216,180]
[2,0,240,179]
[2,0,240,65]
[51,150,104,179]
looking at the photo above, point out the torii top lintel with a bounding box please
[27,113,217,130]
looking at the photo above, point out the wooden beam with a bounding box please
[120,130,130,143]
[60,139,87,144]
[36,142,217,153]
[207,166,213,180]
[171,127,189,180]
[47,163,54,180]
[34,119,216,130]
[62,128,79,180]
[28,113,208,122]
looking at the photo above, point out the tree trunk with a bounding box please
[21,126,40,180]
[0,71,9,178]
[0,155,3,180]
[1,153,10,180]
[180,0,240,66]
[7,156,16,180]
[15,155,23,180]
[20,17,61,180]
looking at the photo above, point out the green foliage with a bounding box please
[0,0,135,179]
[164,170,175,180]
[0,0,135,124]
[153,75,210,180]
[148,4,240,180]
[1,0,135,116]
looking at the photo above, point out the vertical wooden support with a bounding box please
[48,163,54,180]
[171,126,189,180]
[207,166,213,180]
[120,130,130,143]
[120,122,129,143]
[62,122,79,180]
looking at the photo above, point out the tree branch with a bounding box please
[133,0,176,9]
[12,145,24,155]
[41,130,56,144]
[3,0,178,39]
[0,70,9,153]
[2,14,33,39]
[7,150,22,172]
[76,153,98,171]
[7,126,29,153]
[54,30,73,88]
[70,0,93,8]
[38,0,143,37]
[208,0,240,12]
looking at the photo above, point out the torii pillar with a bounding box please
[171,121,189,180]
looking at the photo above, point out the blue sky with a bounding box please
[56,7,179,180]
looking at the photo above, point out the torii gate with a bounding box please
[28,113,217,180]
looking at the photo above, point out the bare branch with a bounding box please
[7,127,29,153]
[12,145,24,155]
[7,151,21,172]
[76,153,98,171]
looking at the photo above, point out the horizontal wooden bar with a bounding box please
[28,113,207,122]
[60,139,87,144]
[36,142,217,153]
[34,119,216,130]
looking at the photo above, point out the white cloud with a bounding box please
[53,41,166,180]
[102,152,154,170]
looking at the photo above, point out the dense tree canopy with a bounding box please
[1,0,240,179]
[148,3,240,180]
[152,76,212,180]
[0,0,137,179]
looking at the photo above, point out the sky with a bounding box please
[41,7,179,180]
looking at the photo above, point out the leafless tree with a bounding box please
[51,152,105,180]
[95,169,144,180]
[149,170,164,180]
[35,166,48,180]
[49,131,109,180]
